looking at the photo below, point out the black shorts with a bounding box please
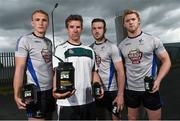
[58,102,96,120]
[26,89,56,118]
[96,91,117,112]
[124,89,163,110]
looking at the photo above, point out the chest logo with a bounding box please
[41,48,52,63]
[100,46,105,51]
[68,49,74,54]
[95,55,101,67]
[128,49,142,64]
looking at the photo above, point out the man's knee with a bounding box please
[146,108,161,120]
[127,107,139,120]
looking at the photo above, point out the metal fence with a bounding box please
[0,52,15,88]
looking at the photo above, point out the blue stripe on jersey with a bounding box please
[108,60,115,90]
[27,55,40,89]
[151,54,157,78]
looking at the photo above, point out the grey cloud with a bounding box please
[0,0,180,51]
[140,2,180,29]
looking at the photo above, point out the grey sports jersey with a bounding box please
[15,33,53,91]
[90,39,122,91]
[119,32,166,91]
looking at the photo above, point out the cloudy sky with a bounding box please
[0,0,180,52]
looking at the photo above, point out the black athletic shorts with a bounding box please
[124,89,163,110]
[26,88,56,118]
[58,102,96,120]
[96,91,117,112]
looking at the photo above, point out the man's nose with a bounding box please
[73,28,78,32]
[39,20,43,25]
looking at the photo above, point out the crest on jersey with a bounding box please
[68,49,74,54]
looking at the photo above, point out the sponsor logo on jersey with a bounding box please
[95,55,101,67]
[128,49,142,64]
[41,48,52,63]
[34,41,41,43]
[125,43,131,46]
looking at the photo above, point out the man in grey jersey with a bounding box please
[13,9,55,120]
[90,18,125,120]
[118,9,171,120]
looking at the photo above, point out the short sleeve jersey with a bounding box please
[90,39,122,91]
[15,33,53,91]
[53,41,97,106]
[119,32,166,91]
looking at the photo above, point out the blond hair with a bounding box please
[31,9,49,21]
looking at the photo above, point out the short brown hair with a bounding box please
[31,9,49,21]
[122,9,140,24]
[65,14,83,28]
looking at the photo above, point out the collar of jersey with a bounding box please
[95,38,107,45]
[127,31,142,39]
[67,40,82,46]
[32,32,45,39]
